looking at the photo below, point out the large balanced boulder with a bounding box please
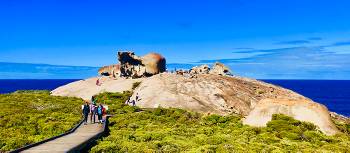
[98,51,166,78]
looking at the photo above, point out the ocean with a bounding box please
[0,79,79,94]
[263,80,350,117]
[0,79,349,117]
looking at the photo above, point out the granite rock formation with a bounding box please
[243,98,338,135]
[209,62,232,76]
[128,73,339,135]
[98,51,166,78]
[189,62,232,76]
[190,64,210,74]
[52,52,342,135]
[98,64,120,77]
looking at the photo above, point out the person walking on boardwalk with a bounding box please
[97,104,104,124]
[82,102,90,125]
[90,103,96,123]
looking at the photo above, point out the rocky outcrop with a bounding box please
[129,73,308,115]
[209,62,232,76]
[243,98,339,135]
[127,73,339,135]
[52,51,342,135]
[99,51,166,78]
[51,77,143,100]
[190,64,210,74]
[98,64,120,77]
[189,62,232,76]
[52,72,340,135]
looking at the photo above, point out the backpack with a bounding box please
[98,106,103,115]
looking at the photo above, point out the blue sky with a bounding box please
[1,0,350,79]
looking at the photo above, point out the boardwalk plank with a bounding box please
[21,116,105,153]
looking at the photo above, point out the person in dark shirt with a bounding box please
[135,93,139,102]
[82,102,90,125]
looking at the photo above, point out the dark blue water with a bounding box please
[0,79,349,117]
[263,80,350,117]
[0,79,79,93]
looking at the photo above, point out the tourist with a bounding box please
[82,102,90,125]
[90,103,96,123]
[91,96,96,105]
[97,104,104,124]
[125,97,130,105]
[135,93,139,102]
[96,78,101,86]
[102,105,107,121]
[93,104,98,123]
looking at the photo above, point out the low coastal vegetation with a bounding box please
[0,90,83,152]
[91,92,350,153]
[132,81,142,90]
[1,91,349,152]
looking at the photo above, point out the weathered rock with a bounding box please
[52,72,340,135]
[190,64,210,74]
[127,73,339,135]
[189,62,232,76]
[53,50,342,135]
[330,112,350,124]
[99,51,166,78]
[129,73,308,115]
[243,98,339,135]
[209,62,232,76]
[139,52,166,75]
[98,64,120,77]
[51,77,143,100]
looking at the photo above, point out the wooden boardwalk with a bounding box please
[14,116,107,153]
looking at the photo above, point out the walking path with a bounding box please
[17,116,106,153]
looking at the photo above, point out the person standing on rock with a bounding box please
[136,93,139,102]
[96,78,101,86]
[131,99,136,106]
[82,102,90,125]
[125,97,130,105]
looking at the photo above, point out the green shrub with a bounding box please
[132,82,142,90]
[90,93,350,152]
[333,120,350,135]
[0,90,82,152]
